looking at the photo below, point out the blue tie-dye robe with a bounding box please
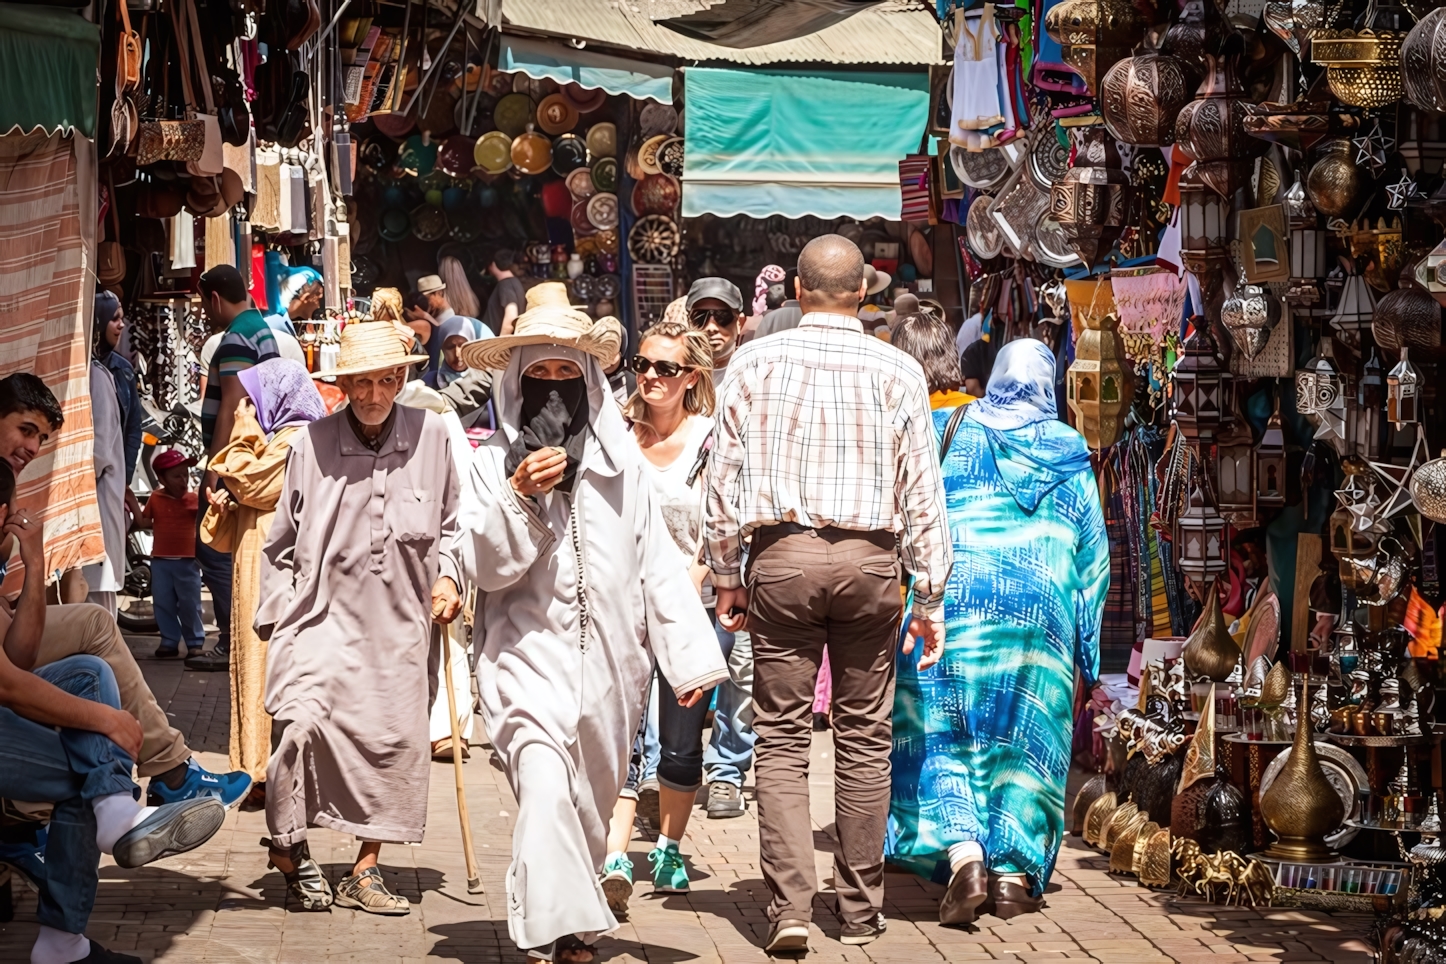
[887,409,1109,896]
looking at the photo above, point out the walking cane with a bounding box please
[441,621,485,894]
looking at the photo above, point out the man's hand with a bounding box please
[431,576,462,624]
[101,707,144,761]
[2,507,44,568]
[678,687,705,708]
[206,486,236,512]
[716,586,748,632]
[902,614,945,670]
[510,448,568,497]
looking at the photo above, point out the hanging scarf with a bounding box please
[504,374,590,494]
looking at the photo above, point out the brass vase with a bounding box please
[1110,810,1153,872]
[1373,286,1443,357]
[1305,139,1362,220]
[1083,790,1119,846]
[1182,583,1240,682]
[1259,678,1346,862]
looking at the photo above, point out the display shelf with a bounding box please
[1326,732,1440,748]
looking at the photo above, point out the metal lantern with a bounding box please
[1174,52,1263,198]
[1387,347,1421,428]
[1331,457,1387,593]
[1284,169,1325,303]
[1358,349,1386,459]
[1311,0,1411,109]
[1257,403,1287,509]
[1043,0,1151,94]
[1171,323,1229,443]
[1329,272,1376,336]
[1178,169,1229,274]
[1066,310,1134,449]
[1216,403,1257,525]
[1177,484,1230,584]
[1049,127,1133,267]
[1295,343,1345,441]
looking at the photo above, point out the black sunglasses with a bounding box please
[629,355,694,378]
[688,308,738,328]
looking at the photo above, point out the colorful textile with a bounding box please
[888,401,1109,897]
[0,130,105,591]
[201,309,280,449]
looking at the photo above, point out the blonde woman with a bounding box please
[598,320,721,909]
[438,255,481,319]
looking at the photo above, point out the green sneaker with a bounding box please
[600,852,634,916]
[648,844,689,893]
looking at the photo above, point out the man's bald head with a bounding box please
[796,235,867,315]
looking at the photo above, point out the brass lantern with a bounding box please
[1171,324,1229,444]
[1177,168,1229,274]
[1049,128,1133,267]
[1402,6,1446,113]
[1067,309,1134,449]
[1387,348,1420,428]
[1216,400,1257,526]
[1099,49,1195,147]
[1177,483,1230,584]
[1257,402,1287,509]
[1331,457,1387,593]
[1174,52,1263,198]
[1043,0,1151,95]
[1311,0,1410,109]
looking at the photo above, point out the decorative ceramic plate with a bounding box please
[571,199,597,236]
[631,173,680,217]
[586,192,619,231]
[591,156,618,193]
[411,203,447,242]
[473,131,512,174]
[492,93,535,137]
[1260,741,1367,848]
[965,194,1004,259]
[595,273,621,300]
[1029,131,1070,192]
[658,137,685,178]
[628,215,680,263]
[437,135,477,178]
[639,101,678,138]
[373,111,415,139]
[638,134,668,176]
[551,133,588,176]
[511,131,552,175]
[535,93,578,135]
[566,167,596,200]
[572,273,596,299]
[585,122,617,159]
[563,83,607,114]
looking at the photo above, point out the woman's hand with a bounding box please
[510,448,568,497]
[206,487,236,512]
[234,397,256,421]
[678,687,705,709]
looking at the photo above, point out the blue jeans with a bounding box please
[703,622,757,787]
[0,655,138,933]
[151,557,205,652]
[195,502,232,649]
[623,676,660,796]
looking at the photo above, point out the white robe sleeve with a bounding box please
[456,446,557,593]
[638,475,728,698]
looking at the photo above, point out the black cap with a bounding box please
[685,277,743,311]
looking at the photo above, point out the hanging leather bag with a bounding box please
[98,177,128,285]
[177,0,224,178]
[118,0,142,91]
[135,15,205,166]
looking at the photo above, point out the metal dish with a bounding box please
[628,215,680,263]
[1033,210,1083,268]
[950,145,1009,190]
[1261,741,1368,848]
[965,194,1004,259]
[1029,130,1070,191]
[639,101,677,138]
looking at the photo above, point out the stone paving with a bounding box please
[0,632,1377,963]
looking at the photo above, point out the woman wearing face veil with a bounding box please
[455,283,727,963]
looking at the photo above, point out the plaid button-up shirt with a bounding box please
[705,312,952,612]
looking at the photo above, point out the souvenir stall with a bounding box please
[926,0,1446,945]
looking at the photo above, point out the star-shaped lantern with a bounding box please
[1386,171,1419,210]
[1353,121,1395,175]
[1369,432,1430,518]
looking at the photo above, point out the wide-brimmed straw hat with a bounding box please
[316,321,425,379]
[459,282,620,371]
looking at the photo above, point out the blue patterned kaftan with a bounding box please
[887,410,1109,896]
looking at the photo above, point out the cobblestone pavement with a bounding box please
[0,633,1376,963]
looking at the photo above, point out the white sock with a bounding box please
[30,926,88,964]
[93,792,157,855]
[656,834,678,851]
[998,872,1028,887]
[948,841,984,872]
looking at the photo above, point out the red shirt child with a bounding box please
[141,451,198,558]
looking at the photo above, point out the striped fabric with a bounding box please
[0,131,104,591]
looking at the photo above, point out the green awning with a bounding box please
[499,34,674,103]
[681,67,929,221]
[0,4,100,138]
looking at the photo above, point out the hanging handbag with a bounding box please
[135,17,205,166]
[117,0,142,91]
[177,0,224,178]
[98,177,128,285]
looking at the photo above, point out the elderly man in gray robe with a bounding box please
[255,321,463,915]
[454,283,728,964]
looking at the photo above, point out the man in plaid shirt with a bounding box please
[706,235,951,950]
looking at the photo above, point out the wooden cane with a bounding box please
[441,621,484,893]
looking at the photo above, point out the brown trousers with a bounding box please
[746,525,902,925]
[35,603,191,777]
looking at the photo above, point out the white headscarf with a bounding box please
[965,338,1059,431]
[491,343,632,472]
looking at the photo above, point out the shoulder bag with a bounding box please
[939,403,969,463]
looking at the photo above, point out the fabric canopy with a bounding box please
[499,34,674,103]
[681,67,929,221]
[0,4,100,137]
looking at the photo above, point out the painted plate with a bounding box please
[473,131,512,174]
[586,192,619,231]
[492,93,535,137]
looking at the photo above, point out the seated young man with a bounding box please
[0,373,250,807]
[0,458,226,964]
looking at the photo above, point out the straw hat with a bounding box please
[317,321,425,379]
[459,282,620,371]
